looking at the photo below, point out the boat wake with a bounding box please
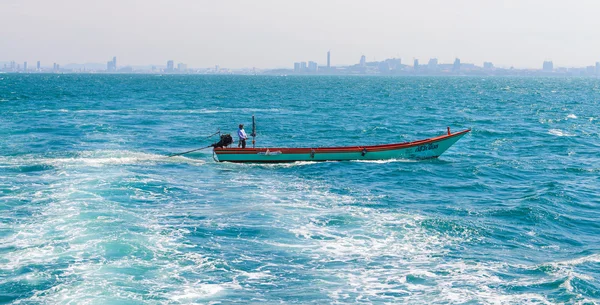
[351,158,418,164]
[213,175,598,304]
[223,158,419,168]
[0,150,230,304]
[0,150,205,169]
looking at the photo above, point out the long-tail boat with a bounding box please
[168,116,470,163]
[212,127,470,163]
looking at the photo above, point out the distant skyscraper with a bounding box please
[483,62,494,69]
[308,61,318,72]
[23,62,27,72]
[543,61,553,72]
[378,61,390,73]
[106,56,117,72]
[107,61,114,72]
[167,60,174,72]
[428,58,438,70]
[294,62,301,72]
[53,63,57,72]
[359,55,366,67]
[300,62,307,71]
[177,63,188,72]
[413,59,419,70]
[586,66,595,75]
[37,61,41,71]
[327,50,331,68]
[453,58,461,71]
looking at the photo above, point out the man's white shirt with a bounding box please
[238,129,247,140]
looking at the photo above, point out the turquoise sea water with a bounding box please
[1,74,599,304]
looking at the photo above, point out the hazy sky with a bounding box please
[2,0,599,69]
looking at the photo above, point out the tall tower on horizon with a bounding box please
[107,56,117,72]
[453,58,461,71]
[360,55,366,67]
[327,50,331,68]
[37,61,41,71]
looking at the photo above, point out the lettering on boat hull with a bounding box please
[415,143,439,153]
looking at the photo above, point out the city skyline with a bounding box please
[3,52,600,77]
[2,0,600,69]
[3,49,600,71]
[2,51,600,72]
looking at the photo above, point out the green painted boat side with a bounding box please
[210,129,470,163]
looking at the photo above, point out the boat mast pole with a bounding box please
[251,115,256,148]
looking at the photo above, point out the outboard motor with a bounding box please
[211,134,233,148]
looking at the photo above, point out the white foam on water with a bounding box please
[566,114,578,119]
[548,253,600,267]
[240,161,319,168]
[0,150,205,169]
[228,175,600,304]
[170,284,224,302]
[351,158,417,164]
[0,153,236,304]
[4,151,598,304]
[232,158,417,168]
[548,129,575,137]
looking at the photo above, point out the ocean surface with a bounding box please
[1,74,599,304]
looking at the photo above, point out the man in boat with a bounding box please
[237,124,248,148]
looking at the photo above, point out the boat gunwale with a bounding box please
[214,129,471,155]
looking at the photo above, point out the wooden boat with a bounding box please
[212,128,470,163]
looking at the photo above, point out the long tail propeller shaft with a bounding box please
[167,145,213,158]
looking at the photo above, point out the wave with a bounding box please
[545,253,600,268]
[548,129,575,137]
